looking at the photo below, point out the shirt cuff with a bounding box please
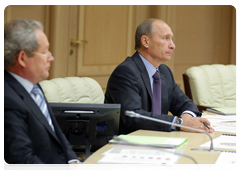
[171,111,197,130]
[171,116,177,130]
[181,110,197,117]
[68,159,81,164]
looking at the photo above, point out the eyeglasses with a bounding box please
[32,51,52,60]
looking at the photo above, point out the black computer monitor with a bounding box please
[49,102,120,159]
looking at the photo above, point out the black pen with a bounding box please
[203,122,210,129]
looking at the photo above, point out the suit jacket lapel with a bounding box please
[132,53,167,113]
[132,52,152,99]
[4,71,61,144]
[159,66,166,108]
[38,84,64,140]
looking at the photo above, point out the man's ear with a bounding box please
[141,35,150,48]
[17,51,28,67]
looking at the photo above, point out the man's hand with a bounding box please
[69,162,82,170]
[181,114,214,133]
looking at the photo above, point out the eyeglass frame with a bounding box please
[31,51,52,60]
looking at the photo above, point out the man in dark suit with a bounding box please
[105,18,214,135]
[4,18,80,164]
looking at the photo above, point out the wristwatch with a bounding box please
[175,117,183,131]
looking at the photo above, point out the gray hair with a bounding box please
[4,18,43,68]
[134,18,159,50]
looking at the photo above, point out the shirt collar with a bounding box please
[138,53,159,77]
[8,71,34,94]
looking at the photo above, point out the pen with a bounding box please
[222,134,236,136]
[203,122,210,129]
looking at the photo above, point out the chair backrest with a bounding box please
[39,77,104,104]
[183,64,236,108]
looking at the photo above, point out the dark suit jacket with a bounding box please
[105,52,201,134]
[4,70,78,164]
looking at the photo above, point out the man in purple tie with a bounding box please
[4,18,80,164]
[105,18,214,135]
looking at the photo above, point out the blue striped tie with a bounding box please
[31,85,55,132]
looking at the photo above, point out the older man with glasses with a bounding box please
[4,18,80,164]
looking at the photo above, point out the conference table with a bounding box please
[83,128,235,164]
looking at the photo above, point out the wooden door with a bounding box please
[73,5,150,92]
[75,5,132,92]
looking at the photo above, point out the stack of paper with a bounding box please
[109,135,187,149]
[98,147,183,164]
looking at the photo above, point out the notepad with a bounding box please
[206,107,236,115]
[109,135,187,149]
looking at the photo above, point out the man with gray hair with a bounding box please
[105,18,214,135]
[4,18,80,164]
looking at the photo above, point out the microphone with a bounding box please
[112,135,198,164]
[125,111,221,152]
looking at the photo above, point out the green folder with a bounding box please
[206,107,236,115]
[109,135,188,149]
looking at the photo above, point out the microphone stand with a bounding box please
[125,111,222,152]
[112,135,198,164]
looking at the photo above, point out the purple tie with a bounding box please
[152,70,161,115]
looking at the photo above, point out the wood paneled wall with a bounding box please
[169,5,236,88]
[4,5,236,93]
[4,5,51,40]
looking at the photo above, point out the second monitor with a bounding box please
[49,102,121,159]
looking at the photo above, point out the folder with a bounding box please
[206,107,236,115]
[109,135,187,149]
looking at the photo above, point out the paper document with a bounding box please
[215,152,236,164]
[202,115,236,121]
[206,107,236,115]
[202,115,236,133]
[213,126,236,134]
[200,135,236,151]
[109,135,187,148]
[98,147,184,164]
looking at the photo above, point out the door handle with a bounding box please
[70,39,88,44]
